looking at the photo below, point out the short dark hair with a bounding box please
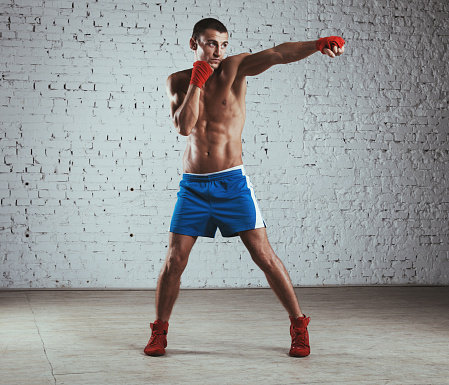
[192,18,228,41]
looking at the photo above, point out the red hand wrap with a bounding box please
[316,36,345,54]
[190,61,213,88]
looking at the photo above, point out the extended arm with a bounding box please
[237,38,344,77]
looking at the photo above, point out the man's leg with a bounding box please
[156,232,197,322]
[239,227,310,357]
[239,227,303,318]
[144,232,197,356]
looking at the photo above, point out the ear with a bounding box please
[189,37,197,51]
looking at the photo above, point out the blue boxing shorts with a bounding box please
[169,165,266,238]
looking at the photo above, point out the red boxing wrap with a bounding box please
[316,36,345,54]
[190,61,213,88]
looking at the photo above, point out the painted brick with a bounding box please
[0,0,448,289]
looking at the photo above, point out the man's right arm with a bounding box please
[166,74,200,137]
[166,62,214,136]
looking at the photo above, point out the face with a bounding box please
[190,29,229,70]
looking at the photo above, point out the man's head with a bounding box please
[190,18,228,70]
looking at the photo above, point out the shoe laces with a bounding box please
[292,327,307,346]
[149,329,166,346]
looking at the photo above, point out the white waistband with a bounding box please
[185,165,245,176]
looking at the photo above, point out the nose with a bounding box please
[214,45,222,57]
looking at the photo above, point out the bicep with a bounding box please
[169,93,185,120]
[166,75,185,121]
[236,49,282,77]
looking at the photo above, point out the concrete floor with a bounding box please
[1,287,448,385]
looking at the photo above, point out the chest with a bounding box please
[200,81,245,119]
[201,91,235,111]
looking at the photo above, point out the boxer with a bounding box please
[144,18,345,357]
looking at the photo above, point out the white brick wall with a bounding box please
[1,0,448,288]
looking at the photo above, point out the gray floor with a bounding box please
[1,287,448,385]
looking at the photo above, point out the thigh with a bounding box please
[239,227,273,257]
[168,232,197,258]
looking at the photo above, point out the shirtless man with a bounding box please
[144,18,345,357]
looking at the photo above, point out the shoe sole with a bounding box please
[144,350,166,357]
[289,349,310,357]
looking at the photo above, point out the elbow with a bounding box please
[275,50,287,65]
[174,120,192,136]
[274,43,302,65]
[173,109,196,136]
[271,46,287,65]
[177,128,191,136]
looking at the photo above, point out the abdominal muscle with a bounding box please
[182,122,244,174]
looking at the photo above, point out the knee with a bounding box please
[162,248,189,278]
[251,248,277,272]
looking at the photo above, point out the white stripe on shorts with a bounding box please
[242,168,266,229]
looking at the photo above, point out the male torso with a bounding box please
[169,55,248,174]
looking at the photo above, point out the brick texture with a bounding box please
[1,0,448,288]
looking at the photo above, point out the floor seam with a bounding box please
[26,294,57,385]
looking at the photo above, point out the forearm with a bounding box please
[174,85,200,136]
[273,40,319,64]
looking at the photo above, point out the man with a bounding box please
[144,18,345,357]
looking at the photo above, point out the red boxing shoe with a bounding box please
[289,315,311,357]
[144,320,169,356]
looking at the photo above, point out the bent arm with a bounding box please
[237,40,319,77]
[166,75,200,136]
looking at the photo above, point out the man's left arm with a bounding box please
[236,37,345,77]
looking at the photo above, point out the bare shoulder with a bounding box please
[217,53,252,88]
[221,53,251,73]
[166,69,191,97]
